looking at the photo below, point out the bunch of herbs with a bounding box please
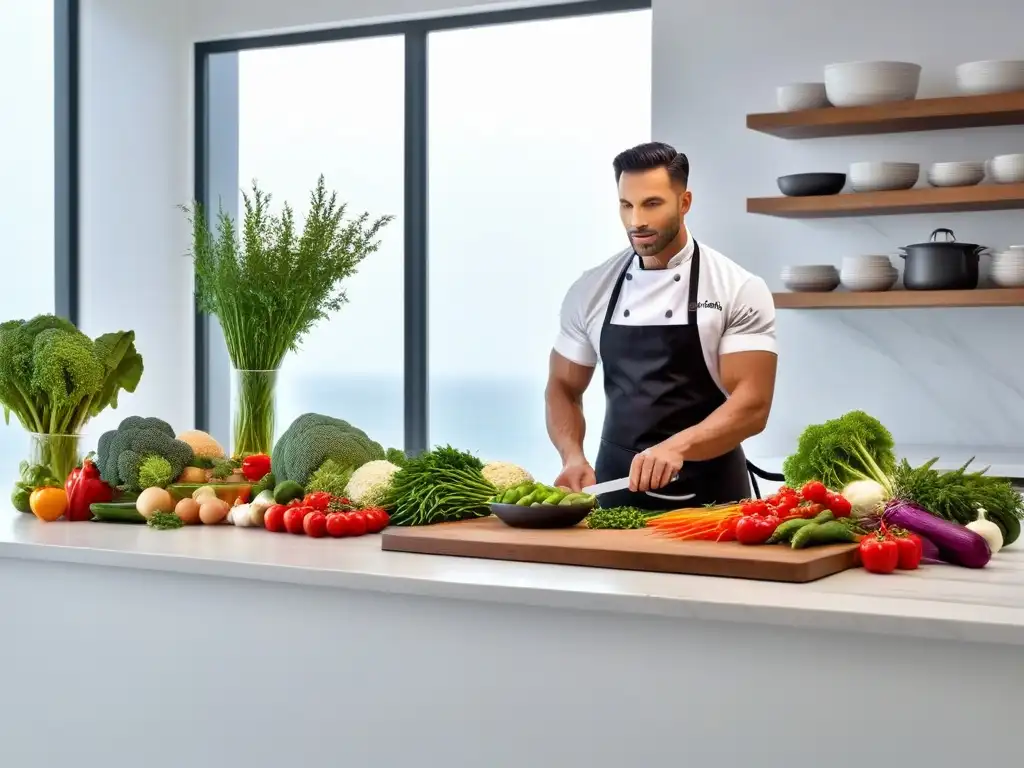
[183,176,393,454]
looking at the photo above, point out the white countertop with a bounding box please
[2,513,1023,646]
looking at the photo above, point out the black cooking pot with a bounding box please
[899,228,986,291]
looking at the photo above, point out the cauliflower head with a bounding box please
[345,459,401,507]
[481,461,534,492]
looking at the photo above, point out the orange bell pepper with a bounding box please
[30,486,69,522]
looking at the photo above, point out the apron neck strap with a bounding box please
[686,240,701,325]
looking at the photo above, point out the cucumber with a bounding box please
[90,502,145,524]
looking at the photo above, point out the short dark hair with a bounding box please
[613,141,689,188]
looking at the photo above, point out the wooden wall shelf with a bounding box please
[748,183,1024,218]
[773,288,1024,310]
[747,91,1024,139]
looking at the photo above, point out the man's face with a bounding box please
[617,167,691,256]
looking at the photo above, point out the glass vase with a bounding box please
[231,369,279,456]
[27,432,82,488]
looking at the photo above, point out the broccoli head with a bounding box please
[0,314,143,434]
[272,413,386,486]
[96,415,195,491]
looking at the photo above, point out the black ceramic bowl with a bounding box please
[777,173,847,197]
[490,502,594,529]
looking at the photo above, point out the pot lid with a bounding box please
[904,227,981,249]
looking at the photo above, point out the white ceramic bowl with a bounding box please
[824,61,921,107]
[784,275,840,292]
[776,82,830,111]
[842,255,894,270]
[848,161,920,192]
[781,264,839,275]
[840,266,898,292]
[987,154,1024,184]
[991,266,1024,287]
[992,245,1024,264]
[927,161,985,187]
[955,60,1024,95]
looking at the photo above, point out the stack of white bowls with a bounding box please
[955,60,1024,95]
[781,265,840,292]
[840,256,898,292]
[986,154,1024,184]
[927,161,984,187]
[991,246,1024,288]
[849,161,920,192]
[824,61,922,106]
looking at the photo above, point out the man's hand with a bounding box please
[554,458,596,492]
[629,441,684,492]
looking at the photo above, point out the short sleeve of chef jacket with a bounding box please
[553,242,777,389]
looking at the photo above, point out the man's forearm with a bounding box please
[666,396,769,461]
[545,383,587,463]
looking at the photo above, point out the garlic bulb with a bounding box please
[966,507,1003,555]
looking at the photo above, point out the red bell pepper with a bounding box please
[64,455,114,522]
[240,453,272,482]
[859,530,899,574]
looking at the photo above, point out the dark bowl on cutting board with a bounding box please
[490,502,595,529]
[777,173,847,197]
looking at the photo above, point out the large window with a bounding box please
[427,11,651,480]
[196,1,652,477]
[1,0,56,485]
[237,37,406,451]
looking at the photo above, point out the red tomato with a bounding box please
[800,481,828,503]
[735,514,779,545]
[325,512,349,538]
[344,511,368,537]
[859,534,899,574]
[264,504,287,533]
[283,506,307,535]
[795,502,824,519]
[826,493,852,518]
[303,492,332,512]
[774,496,798,516]
[362,508,389,533]
[303,511,328,538]
[741,500,768,517]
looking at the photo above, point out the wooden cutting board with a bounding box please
[381,517,859,583]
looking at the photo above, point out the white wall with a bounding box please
[79,0,195,442]
[79,0,1024,462]
[654,0,1024,462]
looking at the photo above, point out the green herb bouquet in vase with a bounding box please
[185,176,392,457]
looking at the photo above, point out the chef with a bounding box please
[545,141,779,510]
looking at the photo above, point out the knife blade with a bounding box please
[582,474,686,497]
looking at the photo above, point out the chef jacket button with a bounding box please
[665,310,673,318]
[673,274,681,282]
[625,273,633,281]
[623,309,630,318]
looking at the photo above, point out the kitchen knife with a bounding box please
[582,475,694,502]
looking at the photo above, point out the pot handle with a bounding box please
[930,227,956,242]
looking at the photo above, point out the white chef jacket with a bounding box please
[553,235,777,393]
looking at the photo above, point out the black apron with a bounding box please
[594,241,780,510]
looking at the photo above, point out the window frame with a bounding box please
[55,0,80,322]
[192,0,651,456]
